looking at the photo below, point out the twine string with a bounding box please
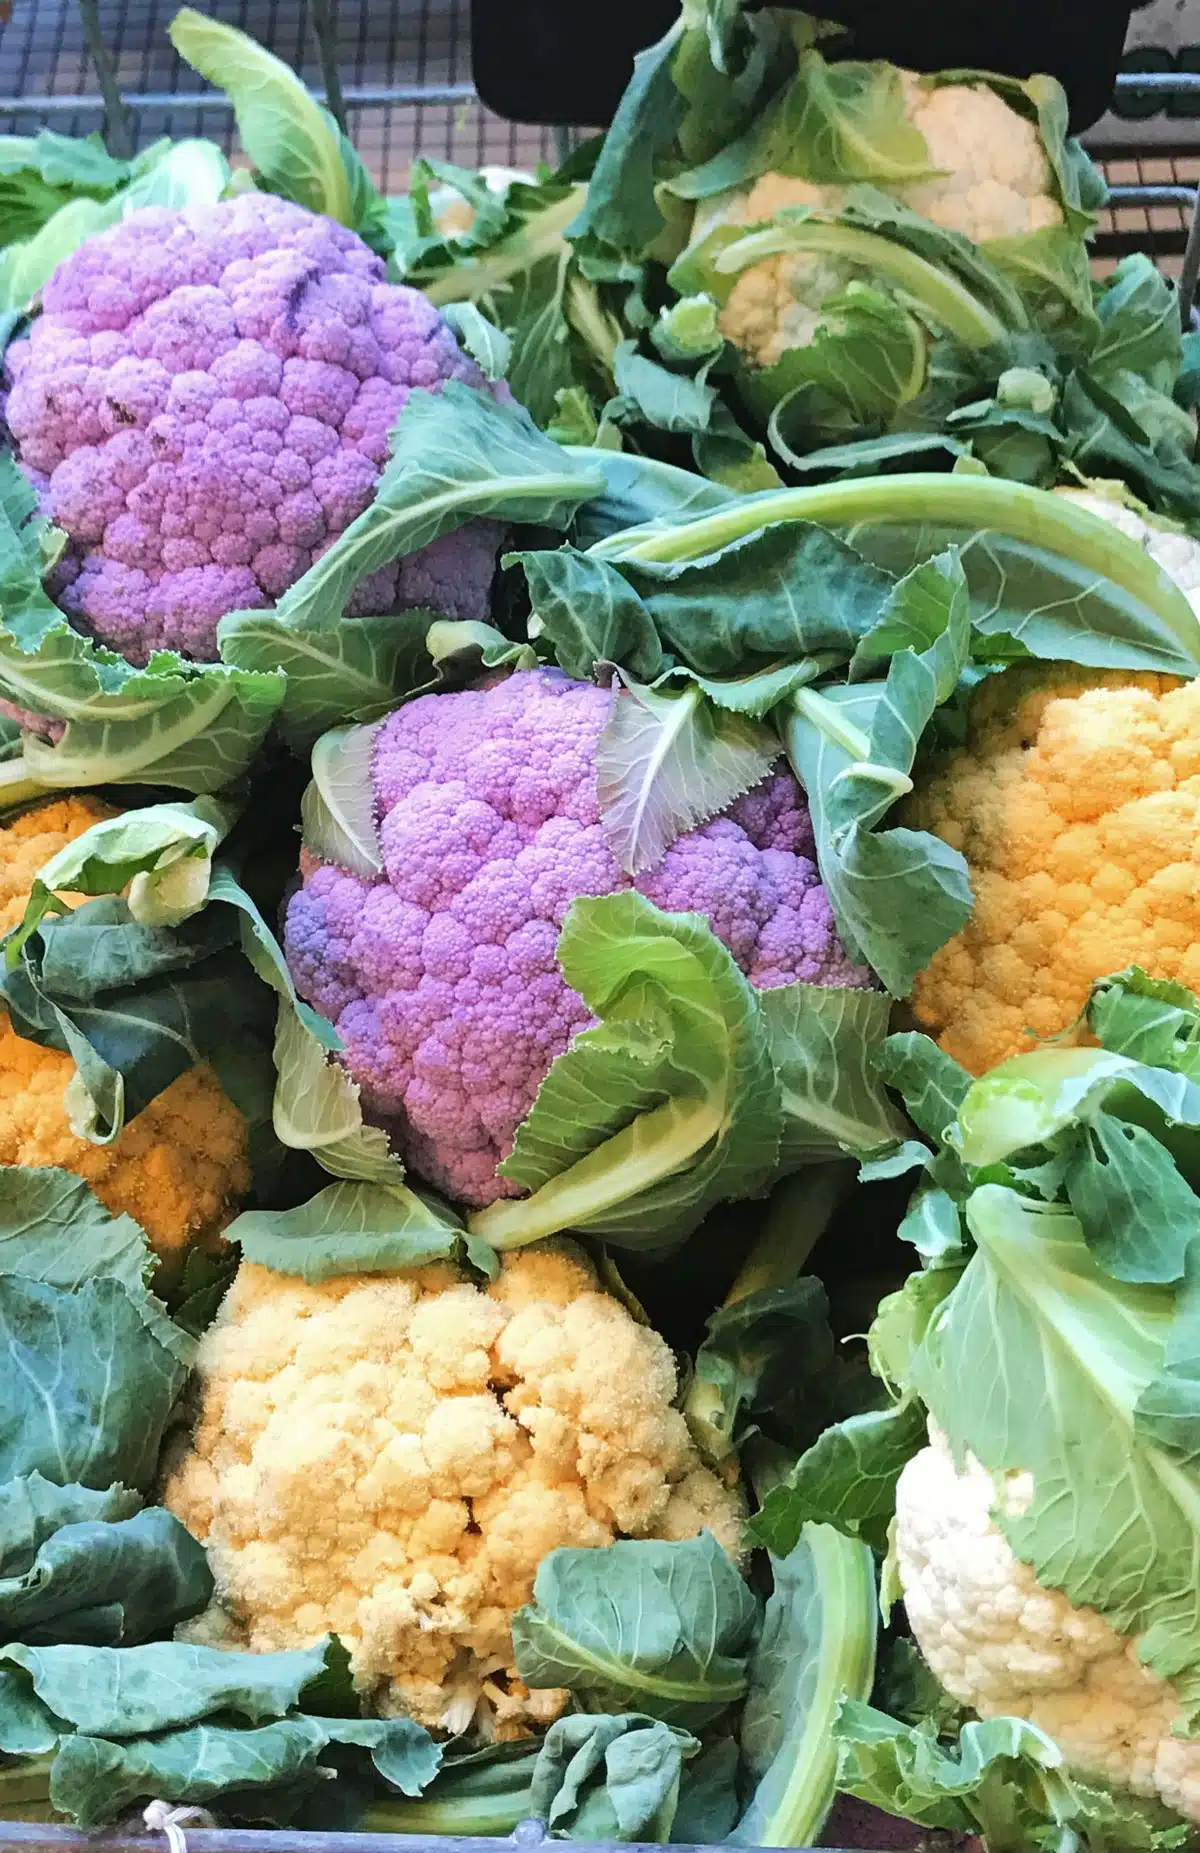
[143,1799,216,1853]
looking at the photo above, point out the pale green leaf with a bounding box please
[732,1524,876,1848]
[228,1180,465,1283]
[472,893,782,1254]
[596,675,778,875]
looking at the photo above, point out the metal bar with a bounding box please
[1106,185,1198,207]
[1114,70,1200,90]
[0,84,478,116]
[1179,185,1200,327]
[71,0,136,157]
[307,0,348,133]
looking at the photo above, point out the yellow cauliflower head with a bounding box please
[164,1240,744,1738]
[903,666,1200,1074]
[0,796,250,1268]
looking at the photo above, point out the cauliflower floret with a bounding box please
[698,76,1060,373]
[3,193,504,665]
[164,1240,744,1737]
[282,667,872,1206]
[896,1423,1200,1820]
[898,76,1063,242]
[1056,486,1200,615]
[0,798,249,1266]
[903,665,1200,1074]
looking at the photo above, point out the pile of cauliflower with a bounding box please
[165,1240,742,1737]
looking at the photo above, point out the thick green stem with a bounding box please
[714,218,1016,347]
[588,471,1200,660]
[790,686,872,762]
[725,1160,855,1304]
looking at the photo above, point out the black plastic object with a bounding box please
[470,0,1136,136]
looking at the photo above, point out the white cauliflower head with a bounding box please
[1055,484,1200,617]
[695,77,1061,373]
[164,1241,743,1739]
[896,76,1063,244]
[895,1422,1200,1824]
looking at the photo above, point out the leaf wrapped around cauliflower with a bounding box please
[0,796,250,1273]
[163,1239,744,1738]
[777,984,1200,1847]
[279,664,898,1245]
[0,191,600,786]
[3,194,504,661]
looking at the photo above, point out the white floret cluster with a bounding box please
[895,1423,1200,1823]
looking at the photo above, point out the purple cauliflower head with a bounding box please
[284,667,873,1208]
[4,193,503,666]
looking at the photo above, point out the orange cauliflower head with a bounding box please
[904,666,1200,1073]
[164,1240,744,1739]
[0,796,250,1268]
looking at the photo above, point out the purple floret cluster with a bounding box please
[4,194,501,665]
[284,667,873,1207]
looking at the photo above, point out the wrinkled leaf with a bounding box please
[228,1180,466,1283]
[596,675,778,874]
[0,1276,187,1491]
[512,1533,759,1727]
[472,893,783,1254]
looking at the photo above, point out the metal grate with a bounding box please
[1095,151,1200,273]
[2,0,1200,245]
[0,0,564,191]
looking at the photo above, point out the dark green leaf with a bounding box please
[1066,1112,1200,1284]
[520,549,665,681]
[530,1713,697,1842]
[0,1506,211,1646]
[606,522,893,675]
[782,553,975,996]
[5,1638,335,1738]
[511,1533,759,1727]
[876,1033,973,1145]
[0,1169,151,1299]
[0,1475,139,1579]
[689,1277,836,1461]
[49,1718,336,1827]
[1088,968,1200,1080]
[760,984,906,1169]
[2,902,275,1138]
[567,452,736,547]
[750,1396,928,1556]
[0,1277,187,1492]
[568,21,686,255]
[611,344,719,436]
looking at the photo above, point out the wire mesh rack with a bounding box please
[4,0,1200,270]
[0,0,569,193]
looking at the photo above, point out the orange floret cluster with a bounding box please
[905,667,1200,1073]
[0,797,250,1264]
